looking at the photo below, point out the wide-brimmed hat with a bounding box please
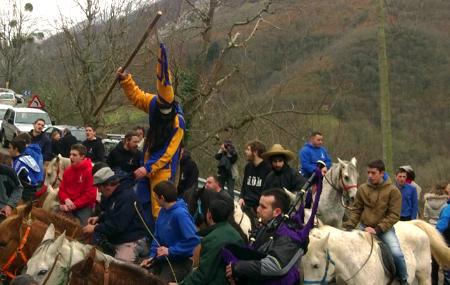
[262,144,295,161]
[93,166,120,186]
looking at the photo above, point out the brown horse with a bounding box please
[68,248,165,285]
[0,204,49,280]
[0,205,85,280]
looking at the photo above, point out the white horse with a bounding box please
[285,157,358,228]
[41,155,71,211]
[318,157,358,228]
[26,224,116,285]
[234,200,252,239]
[301,220,450,285]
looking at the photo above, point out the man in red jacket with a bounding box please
[58,144,97,225]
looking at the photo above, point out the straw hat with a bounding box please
[262,144,295,161]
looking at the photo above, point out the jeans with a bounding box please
[378,227,408,282]
[73,207,93,226]
[218,176,235,198]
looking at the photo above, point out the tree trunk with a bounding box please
[376,0,393,174]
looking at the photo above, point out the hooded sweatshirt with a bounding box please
[12,144,44,201]
[178,151,199,196]
[106,141,141,175]
[150,199,200,260]
[83,137,105,163]
[344,175,401,233]
[240,160,272,207]
[397,183,418,219]
[436,201,450,244]
[424,193,448,225]
[299,143,332,178]
[58,158,97,209]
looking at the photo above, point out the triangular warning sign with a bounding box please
[28,95,45,109]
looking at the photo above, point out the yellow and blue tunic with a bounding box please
[120,44,185,218]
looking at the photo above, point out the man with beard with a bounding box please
[239,140,272,227]
[106,130,141,177]
[262,144,307,193]
[116,43,185,219]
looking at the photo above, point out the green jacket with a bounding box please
[181,222,244,285]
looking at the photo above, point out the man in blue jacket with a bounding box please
[141,180,200,282]
[299,131,332,178]
[9,134,44,202]
[395,168,418,221]
[436,193,450,285]
[82,165,147,262]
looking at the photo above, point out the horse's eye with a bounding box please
[313,264,319,269]
[38,269,48,276]
[344,176,350,181]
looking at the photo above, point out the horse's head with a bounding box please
[26,224,66,284]
[0,203,32,248]
[337,157,359,201]
[44,155,71,187]
[68,248,96,283]
[302,230,336,284]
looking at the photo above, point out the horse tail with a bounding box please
[409,219,450,269]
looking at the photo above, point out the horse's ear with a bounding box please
[20,202,33,219]
[317,232,330,250]
[42,223,56,242]
[350,157,357,166]
[337,157,343,165]
[53,231,66,250]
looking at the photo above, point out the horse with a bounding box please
[68,247,165,285]
[0,205,52,280]
[26,224,117,285]
[284,157,358,228]
[301,220,450,285]
[0,205,84,280]
[36,155,71,210]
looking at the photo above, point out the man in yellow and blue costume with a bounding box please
[117,44,185,219]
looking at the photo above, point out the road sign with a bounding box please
[28,95,45,109]
[23,90,31,97]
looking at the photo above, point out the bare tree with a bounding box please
[41,0,145,126]
[0,1,43,88]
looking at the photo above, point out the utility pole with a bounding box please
[376,0,393,174]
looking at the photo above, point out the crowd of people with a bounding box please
[1,44,449,285]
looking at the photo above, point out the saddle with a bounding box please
[376,238,396,280]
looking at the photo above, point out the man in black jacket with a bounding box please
[82,165,147,262]
[0,164,23,218]
[60,128,78,158]
[106,130,141,176]
[28,118,52,162]
[177,147,199,197]
[215,140,238,197]
[82,126,105,163]
[262,144,306,192]
[239,140,271,228]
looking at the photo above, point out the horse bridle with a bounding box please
[41,239,73,285]
[1,216,33,280]
[324,167,357,194]
[303,249,336,285]
[51,159,63,188]
[303,234,374,285]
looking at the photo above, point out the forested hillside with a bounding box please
[10,0,450,187]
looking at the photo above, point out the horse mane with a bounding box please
[31,208,82,238]
[70,255,165,285]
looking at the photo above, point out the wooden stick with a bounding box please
[93,11,163,116]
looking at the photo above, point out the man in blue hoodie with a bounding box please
[436,191,450,285]
[9,134,44,202]
[141,180,200,282]
[395,167,418,221]
[299,131,332,178]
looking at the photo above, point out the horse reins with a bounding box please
[51,159,63,188]
[1,216,33,280]
[324,167,357,210]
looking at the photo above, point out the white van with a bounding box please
[0,107,52,147]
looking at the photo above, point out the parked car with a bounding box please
[44,125,86,142]
[102,133,124,158]
[0,89,17,106]
[1,107,52,147]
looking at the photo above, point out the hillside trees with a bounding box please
[0,1,43,88]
